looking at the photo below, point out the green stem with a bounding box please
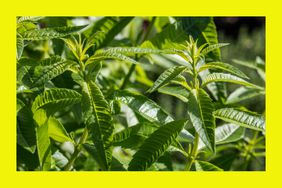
[119,17,156,90]
[185,133,199,171]
[63,127,89,171]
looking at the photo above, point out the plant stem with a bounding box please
[63,127,89,171]
[119,17,156,90]
[185,133,199,171]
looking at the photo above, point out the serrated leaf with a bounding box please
[86,51,138,66]
[31,61,74,87]
[202,73,262,89]
[17,16,44,23]
[199,62,248,79]
[81,81,114,170]
[214,108,265,131]
[100,47,164,56]
[226,86,265,104]
[22,25,87,41]
[187,89,215,152]
[128,120,186,171]
[147,66,187,93]
[32,88,82,113]
[48,117,72,143]
[195,160,223,171]
[84,17,133,50]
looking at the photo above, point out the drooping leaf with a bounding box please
[21,25,87,41]
[31,61,75,87]
[201,73,263,89]
[213,108,265,131]
[17,16,44,23]
[147,66,187,93]
[226,86,265,104]
[198,62,248,79]
[158,85,190,102]
[187,89,215,152]
[128,120,186,171]
[194,160,223,171]
[114,90,173,125]
[198,123,245,150]
[81,81,114,170]
[48,117,72,143]
[32,88,82,113]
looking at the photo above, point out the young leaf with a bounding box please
[147,66,187,93]
[187,89,215,152]
[48,117,72,143]
[21,25,87,41]
[128,120,186,171]
[198,62,248,79]
[213,108,265,131]
[81,81,114,170]
[201,73,263,89]
[32,88,82,113]
[194,160,223,171]
[100,47,164,56]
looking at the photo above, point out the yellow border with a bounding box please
[1,0,279,187]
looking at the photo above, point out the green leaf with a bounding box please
[201,43,229,56]
[36,119,51,171]
[226,86,265,104]
[199,62,248,79]
[32,88,82,113]
[114,90,173,125]
[194,160,223,171]
[84,17,133,50]
[198,123,244,150]
[158,85,190,102]
[17,107,36,153]
[128,120,186,171]
[201,73,263,89]
[48,117,72,143]
[17,16,44,23]
[215,124,245,144]
[86,50,138,66]
[17,35,24,60]
[31,61,75,87]
[214,108,265,131]
[81,81,114,170]
[100,47,165,56]
[187,89,215,152]
[21,25,87,41]
[147,66,187,93]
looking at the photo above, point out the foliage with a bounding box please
[16,16,265,171]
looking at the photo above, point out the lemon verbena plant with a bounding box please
[17,16,265,171]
